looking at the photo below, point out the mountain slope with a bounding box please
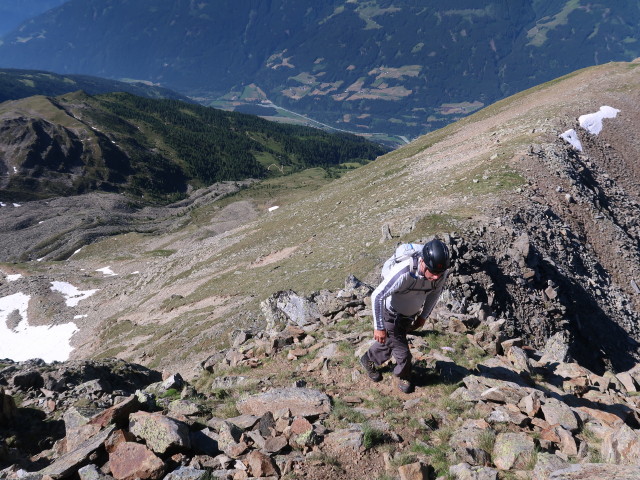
[0,91,388,202]
[0,68,193,103]
[1,61,639,379]
[1,1,639,143]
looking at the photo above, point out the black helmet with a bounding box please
[422,239,451,274]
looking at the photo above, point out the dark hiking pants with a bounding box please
[367,309,413,379]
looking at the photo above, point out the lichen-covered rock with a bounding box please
[236,388,330,418]
[129,411,191,454]
[492,432,536,470]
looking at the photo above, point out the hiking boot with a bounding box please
[397,377,414,394]
[360,353,382,382]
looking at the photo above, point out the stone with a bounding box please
[601,423,640,464]
[323,426,364,450]
[236,388,330,418]
[109,442,166,480]
[163,466,209,479]
[246,450,278,477]
[548,463,640,479]
[66,423,103,452]
[290,428,319,450]
[506,346,532,374]
[398,462,433,480]
[129,411,191,454]
[492,432,535,470]
[533,452,570,480]
[290,417,313,435]
[616,372,638,392]
[449,427,493,466]
[263,435,288,454]
[215,421,244,457]
[487,405,528,427]
[518,392,542,417]
[105,429,137,454]
[226,414,259,430]
[574,406,623,427]
[39,426,115,479]
[260,291,322,334]
[555,426,578,456]
[161,374,184,392]
[449,462,499,480]
[168,400,202,417]
[78,464,114,480]
[538,332,570,365]
[541,398,579,432]
[89,396,141,429]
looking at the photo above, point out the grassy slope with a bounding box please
[43,61,640,368]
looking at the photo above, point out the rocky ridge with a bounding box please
[3,276,640,479]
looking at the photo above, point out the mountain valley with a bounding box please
[1,1,639,144]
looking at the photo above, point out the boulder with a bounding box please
[90,396,141,428]
[39,426,115,479]
[492,432,536,470]
[323,426,363,450]
[236,388,330,418]
[77,464,114,480]
[538,332,570,365]
[398,462,433,480]
[449,426,493,466]
[129,411,191,454]
[109,442,165,480]
[260,290,322,333]
[532,452,570,480]
[163,466,209,480]
[540,398,580,432]
[601,423,640,464]
[449,462,499,480]
[246,450,279,477]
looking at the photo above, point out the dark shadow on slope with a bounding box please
[470,217,640,375]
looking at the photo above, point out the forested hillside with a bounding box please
[0,91,388,202]
[0,68,192,103]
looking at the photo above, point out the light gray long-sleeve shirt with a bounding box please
[372,256,448,331]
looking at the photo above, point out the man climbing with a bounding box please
[360,238,452,393]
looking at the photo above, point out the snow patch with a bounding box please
[268,206,280,212]
[0,293,78,362]
[559,105,619,150]
[559,129,582,152]
[579,106,620,135]
[50,281,98,307]
[96,266,117,276]
[6,274,23,282]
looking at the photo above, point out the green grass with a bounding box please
[329,398,367,427]
[362,423,386,449]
